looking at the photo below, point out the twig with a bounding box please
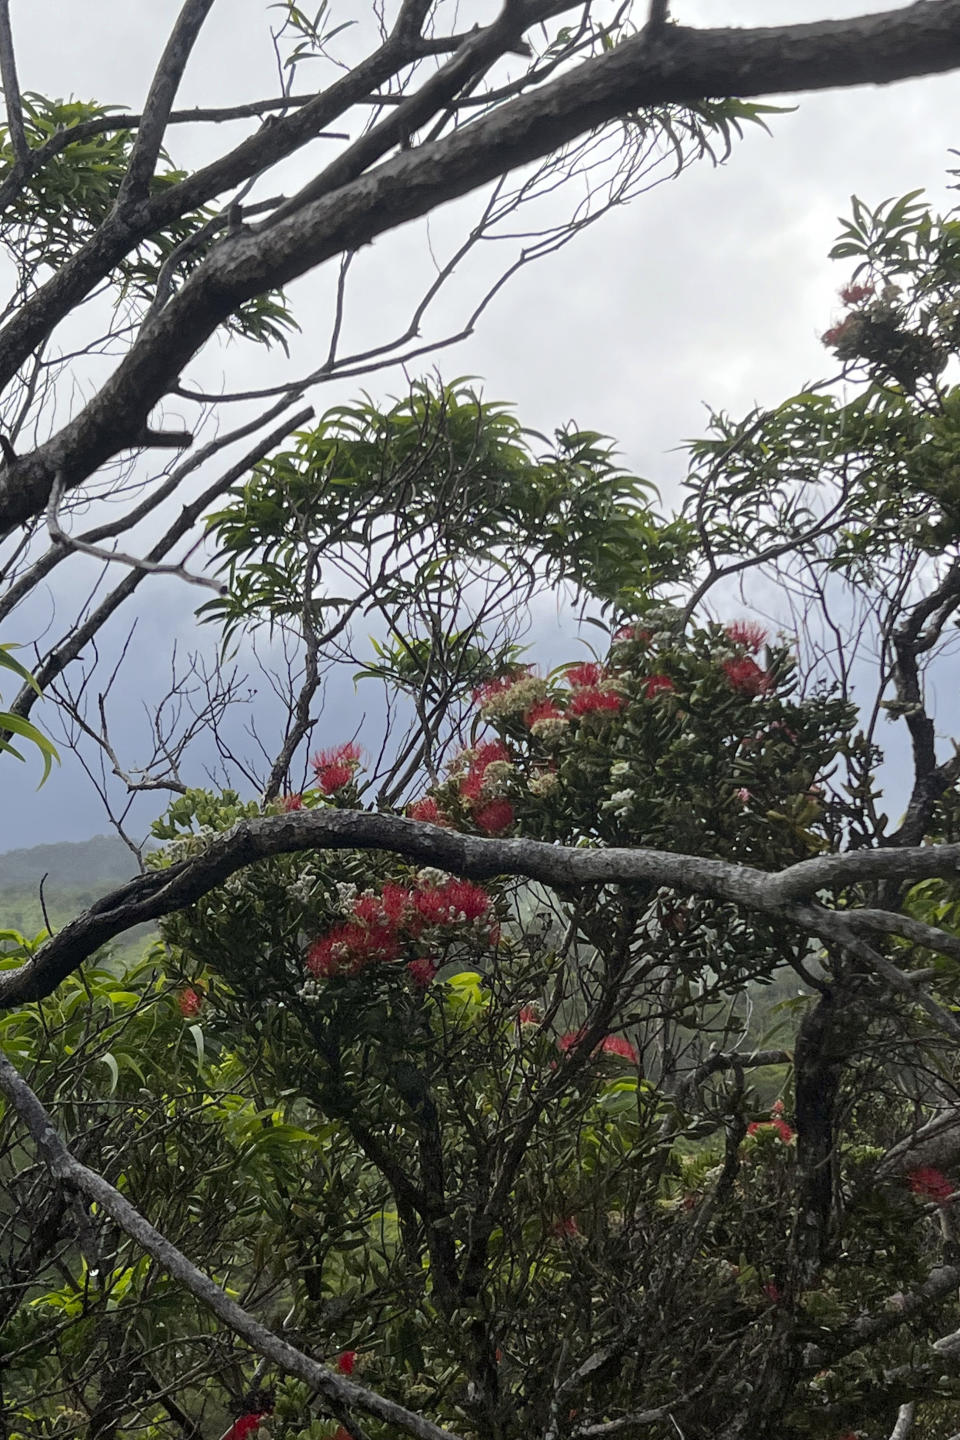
[46,471,226,595]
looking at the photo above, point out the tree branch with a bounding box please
[5,810,960,1009]
[0,0,28,165]
[0,1047,465,1440]
[6,2,960,529]
[116,0,219,208]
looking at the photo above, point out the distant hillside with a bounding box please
[0,834,153,963]
[0,834,140,890]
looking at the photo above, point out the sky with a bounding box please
[3,0,960,850]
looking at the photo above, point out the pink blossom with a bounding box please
[280,793,304,811]
[336,1350,357,1375]
[408,796,448,825]
[525,698,565,729]
[566,662,605,689]
[311,741,363,793]
[839,281,873,305]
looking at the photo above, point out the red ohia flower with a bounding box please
[908,1167,954,1205]
[568,686,622,717]
[311,740,363,794]
[762,1281,782,1304]
[724,620,767,654]
[525,698,565,728]
[566,662,605,688]
[747,1114,795,1144]
[335,1350,357,1374]
[407,958,437,987]
[518,1005,540,1026]
[557,1028,588,1053]
[306,921,399,978]
[839,281,874,305]
[223,1416,268,1440]
[475,799,514,834]
[413,878,492,926]
[280,792,304,811]
[177,987,202,1018]
[408,795,447,825]
[821,313,858,347]
[599,1034,639,1064]
[722,657,771,697]
[473,674,522,706]
[551,1215,580,1238]
[643,673,674,698]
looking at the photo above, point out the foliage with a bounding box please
[0,643,58,781]
[200,380,692,647]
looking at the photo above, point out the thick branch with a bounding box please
[5,810,960,1008]
[6,3,960,528]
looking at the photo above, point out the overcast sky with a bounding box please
[4,0,960,852]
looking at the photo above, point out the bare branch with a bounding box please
[116,0,219,208]
[0,0,28,165]
[46,470,226,594]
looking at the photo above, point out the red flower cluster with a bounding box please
[280,792,304,811]
[177,987,202,1018]
[408,795,448,825]
[599,1034,640,1063]
[566,661,605,688]
[724,620,767,654]
[551,1215,580,1239]
[222,1415,269,1440]
[454,740,515,833]
[643,673,674,699]
[722,657,771,697]
[568,687,622,717]
[747,1114,795,1144]
[613,624,652,644]
[556,1029,638,1064]
[473,672,530,707]
[518,1005,540,1026]
[525,698,565,729]
[907,1166,954,1205]
[839,281,873,305]
[407,958,438,987]
[311,740,363,794]
[821,313,858,348]
[475,799,515,834]
[335,1350,357,1374]
[306,878,494,982]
